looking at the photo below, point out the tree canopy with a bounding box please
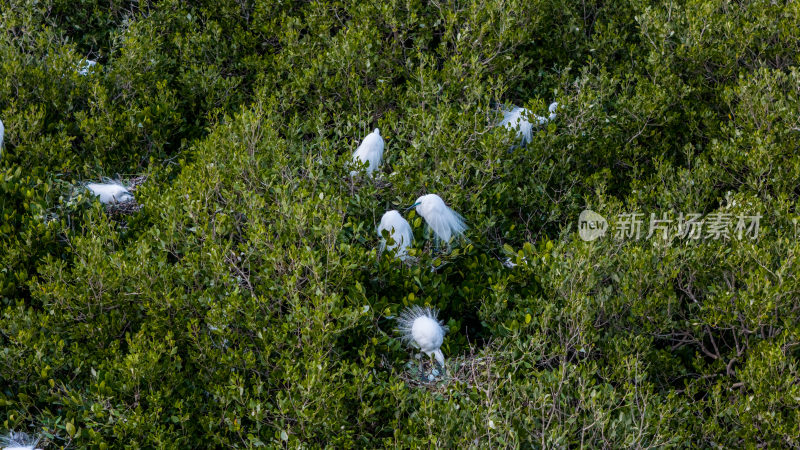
[1,0,799,447]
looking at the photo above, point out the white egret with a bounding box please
[498,102,558,145]
[498,106,549,145]
[397,305,448,367]
[1,431,41,450]
[0,118,4,156]
[502,256,528,268]
[350,128,384,176]
[548,101,559,121]
[498,106,533,144]
[377,210,413,260]
[86,181,134,204]
[77,59,98,76]
[408,194,467,245]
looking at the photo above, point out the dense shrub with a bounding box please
[1,0,799,447]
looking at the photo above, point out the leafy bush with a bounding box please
[1,0,798,447]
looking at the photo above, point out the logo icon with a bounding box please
[579,210,608,242]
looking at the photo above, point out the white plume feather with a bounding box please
[377,210,413,260]
[85,181,134,204]
[350,128,384,176]
[1,430,41,450]
[396,306,448,366]
[413,194,467,244]
[498,106,534,144]
[498,103,557,145]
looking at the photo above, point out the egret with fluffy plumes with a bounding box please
[378,210,414,260]
[350,128,384,176]
[1,431,42,450]
[408,194,467,245]
[86,181,134,204]
[397,306,448,367]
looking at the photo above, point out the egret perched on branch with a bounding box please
[86,181,134,204]
[408,194,467,245]
[498,102,558,146]
[1,431,42,450]
[548,101,559,121]
[397,306,448,367]
[350,128,384,176]
[77,58,97,76]
[498,106,546,145]
[502,256,528,268]
[378,210,413,260]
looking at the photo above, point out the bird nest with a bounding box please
[396,347,500,393]
[104,174,147,217]
[347,172,393,192]
[371,176,393,190]
[105,198,142,217]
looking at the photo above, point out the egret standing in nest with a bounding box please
[350,128,384,176]
[407,194,467,247]
[1,430,42,450]
[378,210,413,261]
[397,306,448,367]
[86,181,134,204]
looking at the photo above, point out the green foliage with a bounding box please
[1,0,799,447]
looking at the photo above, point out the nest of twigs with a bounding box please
[397,346,500,393]
[104,174,147,218]
[371,175,393,190]
[105,199,142,217]
[347,171,394,195]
